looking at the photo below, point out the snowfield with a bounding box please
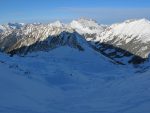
[0,46,150,113]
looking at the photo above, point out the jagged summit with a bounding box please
[48,20,64,28]
[70,18,105,34]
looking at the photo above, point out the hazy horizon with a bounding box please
[0,0,150,24]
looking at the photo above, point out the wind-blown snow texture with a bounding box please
[0,18,150,113]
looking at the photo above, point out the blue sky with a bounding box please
[0,0,150,24]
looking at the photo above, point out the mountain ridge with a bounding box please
[0,18,150,64]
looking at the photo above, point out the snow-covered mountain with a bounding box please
[49,20,64,28]
[95,19,150,58]
[70,18,102,33]
[0,18,150,65]
[77,18,150,64]
[0,18,150,113]
[70,18,105,41]
[0,23,85,55]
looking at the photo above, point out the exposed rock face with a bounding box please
[0,22,86,55]
[9,31,85,55]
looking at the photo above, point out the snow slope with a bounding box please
[0,46,150,113]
